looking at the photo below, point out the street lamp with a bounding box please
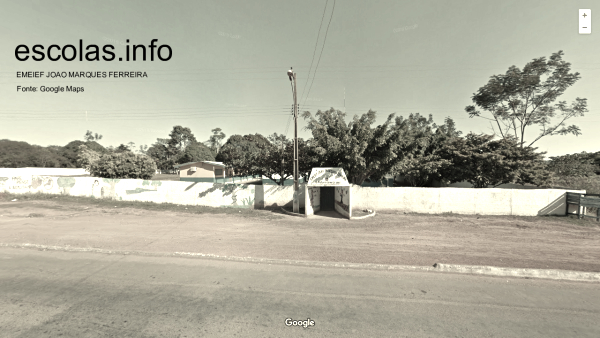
[287,67,299,213]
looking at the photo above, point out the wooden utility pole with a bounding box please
[287,67,299,213]
[292,72,299,213]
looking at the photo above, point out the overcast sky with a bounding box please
[1,0,597,157]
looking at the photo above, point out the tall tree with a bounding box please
[147,139,172,172]
[392,114,462,187]
[206,128,226,154]
[465,50,588,147]
[216,134,271,178]
[168,126,197,153]
[84,130,103,142]
[302,108,405,185]
[438,133,550,188]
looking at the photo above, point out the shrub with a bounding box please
[546,152,597,177]
[90,151,156,179]
[549,175,600,194]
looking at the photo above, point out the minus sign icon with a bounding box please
[582,27,587,28]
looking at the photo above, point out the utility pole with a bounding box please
[287,67,299,213]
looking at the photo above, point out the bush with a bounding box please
[549,175,600,194]
[90,152,156,179]
[546,152,597,177]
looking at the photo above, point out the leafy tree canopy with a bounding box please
[465,50,588,147]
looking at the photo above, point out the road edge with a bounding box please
[2,243,599,282]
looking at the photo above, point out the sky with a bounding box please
[1,0,598,158]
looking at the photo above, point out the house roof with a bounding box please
[173,161,227,169]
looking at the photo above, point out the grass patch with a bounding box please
[0,192,283,220]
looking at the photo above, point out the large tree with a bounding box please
[168,126,197,153]
[392,114,462,187]
[546,152,598,178]
[302,108,406,185]
[205,128,226,154]
[178,142,215,164]
[61,140,105,167]
[216,134,271,178]
[465,50,588,147]
[438,133,550,188]
[147,138,173,172]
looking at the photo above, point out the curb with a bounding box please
[351,210,376,220]
[280,207,307,217]
[2,243,598,283]
[433,263,600,282]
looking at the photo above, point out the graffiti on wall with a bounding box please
[308,187,320,209]
[31,176,54,190]
[9,176,32,190]
[335,186,350,213]
[57,177,76,195]
[125,180,162,195]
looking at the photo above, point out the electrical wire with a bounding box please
[299,0,329,103]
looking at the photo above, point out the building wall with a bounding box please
[178,162,221,179]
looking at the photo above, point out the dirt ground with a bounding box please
[1,198,599,272]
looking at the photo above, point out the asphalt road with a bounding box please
[1,248,599,338]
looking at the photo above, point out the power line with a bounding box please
[301,0,336,109]
[299,0,329,103]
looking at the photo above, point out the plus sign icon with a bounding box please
[579,9,591,34]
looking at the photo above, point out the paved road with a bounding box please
[1,248,599,337]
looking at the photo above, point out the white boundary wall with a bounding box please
[351,186,586,216]
[0,174,586,216]
[0,175,256,209]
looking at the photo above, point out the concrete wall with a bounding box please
[0,174,587,216]
[351,185,586,216]
[305,186,321,216]
[0,168,88,176]
[0,175,256,208]
[334,186,351,218]
[254,184,305,209]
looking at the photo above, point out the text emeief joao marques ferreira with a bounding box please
[14,39,171,93]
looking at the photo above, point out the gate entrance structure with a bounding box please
[305,167,352,219]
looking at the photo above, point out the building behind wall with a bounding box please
[175,161,232,183]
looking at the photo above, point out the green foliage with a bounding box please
[115,144,131,153]
[549,176,600,195]
[0,139,72,168]
[90,152,157,179]
[217,134,271,177]
[62,140,105,167]
[392,114,461,187]
[168,126,197,154]
[84,130,103,142]
[147,139,172,172]
[546,152,598,177]
[178,142,215,163]
[206,128,226,154]
[465,50,588,147]
[302,108,406,185]
[76,145,101,172]
[438,133,550,188]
